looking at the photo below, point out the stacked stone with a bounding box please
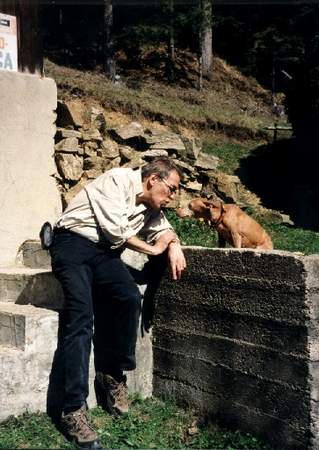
[54,100,292,225]
[54,100,219,208]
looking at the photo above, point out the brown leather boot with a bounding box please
[60,405,102,450]
[95,372,129,416]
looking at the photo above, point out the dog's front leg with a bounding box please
[231,231,242,248]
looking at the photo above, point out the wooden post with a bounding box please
[274,122,278,143]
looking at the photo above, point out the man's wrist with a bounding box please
[169,237,181,245]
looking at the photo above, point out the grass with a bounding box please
[203,141,252,174]
[0,396,270,450]
[266,223,319,255]
[166,209,319,255]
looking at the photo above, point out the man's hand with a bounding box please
[167,241,186,280]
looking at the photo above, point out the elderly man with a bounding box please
[49,157,186,449]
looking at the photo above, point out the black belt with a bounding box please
[53,227,120,252]
[54,227,71,235]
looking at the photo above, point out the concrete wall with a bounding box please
[0,71,61,267]
[153,247,319,450]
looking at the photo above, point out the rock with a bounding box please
[56,128,82,140]
[62,176,90,206]
[119,145,135,161]
[194,153,219,170]
[101,138,120,158]
[182,137,202,160]
[85,141,98,150]
[83,144,98,158]
[84,168,103,179]
[55,137,80,154]
[82,129,103,142]
[201,171,240,203]
[146,130,186,152]
[281,214,294,225]
[257,208,294,226]
[56,153,83,181]
[83,156,103,171]
[17,241,51,269]
[185,181,202,192]
[111,122,145,141]
[57,100,87,128]
[172,158,196,174]
[90,107,106,133]
[121,155,144,169]
[142,149,168,160]
[108,156,122,169]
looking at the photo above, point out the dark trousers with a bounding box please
[48,231,143,415]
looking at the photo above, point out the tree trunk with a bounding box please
[167,0,175,81]
[103,0,115,80]
[200,0,212,77]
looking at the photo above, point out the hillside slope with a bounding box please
[45,51,276,143]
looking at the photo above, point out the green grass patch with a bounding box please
[0,396,270,449]
[0,412,72,449]
[166,209,319,255]
[203,141,252,174]
[265,223,319,255]
[166,209,218,247]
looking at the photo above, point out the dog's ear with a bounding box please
[202,199,213,209]
[208,201,223,222]
[208,200,222,209]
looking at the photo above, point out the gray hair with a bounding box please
[141,157,183,181]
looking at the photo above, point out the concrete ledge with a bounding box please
[16,241,51,269]
[153,247,319,450]
[0,303,59,420]
[0,267,64,310]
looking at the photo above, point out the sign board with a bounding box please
[0,13,17,72]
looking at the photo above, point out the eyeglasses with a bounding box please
[161,178,179,195]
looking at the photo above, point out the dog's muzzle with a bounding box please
[176,207,194,218]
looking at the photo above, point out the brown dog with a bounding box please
[176,198,273,250]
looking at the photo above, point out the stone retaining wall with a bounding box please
[153,247,319,450]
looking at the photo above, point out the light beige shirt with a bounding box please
[55,167,173,248]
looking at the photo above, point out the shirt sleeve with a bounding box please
[139,210,175,243]
[85,172,136,247]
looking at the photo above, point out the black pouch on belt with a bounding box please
[39,222,53,250]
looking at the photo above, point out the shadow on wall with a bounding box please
[236,138,319,231]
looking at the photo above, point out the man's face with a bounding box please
[149,170,180,209]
